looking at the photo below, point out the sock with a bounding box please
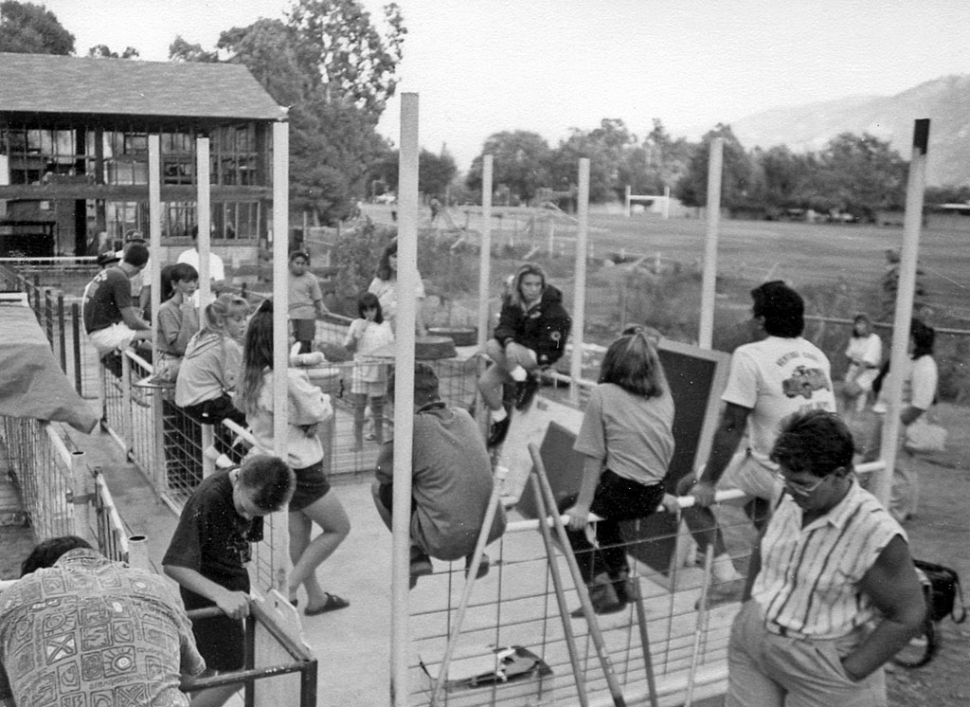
[509,365,527,382]
[491,407,508,423]
[712,553,742,583]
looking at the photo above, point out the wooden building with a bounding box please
[0,53,284,262]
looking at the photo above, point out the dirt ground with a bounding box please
[883,401,970,706]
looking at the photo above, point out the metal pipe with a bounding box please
[698,138,723,350]
[196,137,212,306]
[570,159,590,405]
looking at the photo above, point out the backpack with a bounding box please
[893,559,966,668]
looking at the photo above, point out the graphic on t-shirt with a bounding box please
[782,366,831,399]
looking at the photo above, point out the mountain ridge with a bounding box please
[728,74,970,187]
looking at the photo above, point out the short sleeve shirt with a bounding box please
[722,336,836,464]
[82,266,132,333]
[288,271,323,320]
[162,470,262,607]
[574,383,675,486]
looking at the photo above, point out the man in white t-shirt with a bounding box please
[681,281,836,602]
[178,226,226,306]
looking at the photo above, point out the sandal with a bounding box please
[304,593,349,616]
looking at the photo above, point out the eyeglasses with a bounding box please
[781,474,827,496]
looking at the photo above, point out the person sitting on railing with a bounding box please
[479,262,572,449]
[163,456,295,707]
[0,536,205,707]
[147,262,200,385]
[373,363,507,589]
[727,410,924,707]
[235,299,352,616]
[175,294,250,467]
[81,241,152,370]
[560,328,679,615]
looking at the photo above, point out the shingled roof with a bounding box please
[0,53,285,121]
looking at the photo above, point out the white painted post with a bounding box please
[663,185,671,219]
[570,159,590,405]
[391,92,420,707]
[476,155,494,354]
[148,136,162,369]
[70,451,91,540]
[698,138,723,350]
[195,138,212,307]
[625,185,632,218]
[876,119,930,508]
[127,535,150,571]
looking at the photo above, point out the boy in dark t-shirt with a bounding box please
[163,456,294,707]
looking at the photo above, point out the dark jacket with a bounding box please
[492,285,572,366]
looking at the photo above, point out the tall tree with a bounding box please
[817,133,907,221]
[168,35,218,63]
[674,124,752,209]
[0,0,74,54]
[466,131,551,203]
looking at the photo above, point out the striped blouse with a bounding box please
[751,479,905,638]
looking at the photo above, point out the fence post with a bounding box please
[127,535,150,571]
[121,353,134,458]
[70,450,93,542]
[72,303,84,397]
[32,275,41,321]
[201,425,216,478]
[57,293,67,372]
[44,289,54,346]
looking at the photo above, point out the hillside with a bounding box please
[729,74,970,187]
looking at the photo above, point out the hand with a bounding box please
[690,480,717,508]
[216,589,251,620]
[661,493,682,516]
[565,504,590,532]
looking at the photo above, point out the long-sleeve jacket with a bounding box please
[492,285,572,366]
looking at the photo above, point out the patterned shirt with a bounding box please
[752,480,905,638]
[0,549,205,706]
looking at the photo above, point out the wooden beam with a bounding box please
[0,184,271,202]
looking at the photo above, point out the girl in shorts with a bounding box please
[236,299,351,615]
[344,292,394,451]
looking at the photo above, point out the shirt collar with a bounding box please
[54,548,107,568]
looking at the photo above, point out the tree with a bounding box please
[548,119,635,203]
[816,133,906,221]
[168,35,218,63]
[0,1,74,55]
[466,131,551,204]
[674,124,752,209]
[87,44,139,59]
[286,0,405,117]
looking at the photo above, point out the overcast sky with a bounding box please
[42,0,970,170]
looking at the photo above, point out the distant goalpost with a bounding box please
[625,184,671,219]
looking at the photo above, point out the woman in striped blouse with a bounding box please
[727,410,925,707]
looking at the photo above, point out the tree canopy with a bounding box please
[0,0,74,55]
[87,44,140,59]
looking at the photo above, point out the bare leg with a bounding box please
[352,393,366,451]
[288,492,351,609]
[371,396,385,445]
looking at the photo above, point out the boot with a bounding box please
[609,569,634,605]
[571,573,625,617]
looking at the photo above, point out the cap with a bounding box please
[124,230,146,243]
[97,252,121,267]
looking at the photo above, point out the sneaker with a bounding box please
[486,415,512,449]
[514,376,540,411]
[464,553,490,580]
[696,578,743,609]
[409,548,433,589]
[571,574,625,617]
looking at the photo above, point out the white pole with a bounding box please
[476,155,494,353]
[698,138,723,349]
[148,136,162,371]
[570,159,589,406]
[391,92,420,707]
[663,185,671,220]
[625,185,632,218]
[877,119,930,508]
[272,122,290,457]
[195,138,211,307]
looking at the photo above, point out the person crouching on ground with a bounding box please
[726,410,924,707]
[479,262,572,448]
[235,299,351,616]
[163,455,295,707]
[373,363,507,588]
[561,328,679,615]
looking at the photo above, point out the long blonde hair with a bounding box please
[235,300,275,417]
[199,294,249,340]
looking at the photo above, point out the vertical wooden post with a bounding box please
[570,159,590,405]
[148,135,162,371]
[196,137,212,306]
[476,155,494,355]
[391,92,420,707]
[698,138,723,350]
[876,119,930,507]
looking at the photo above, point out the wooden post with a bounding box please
[698,138,723,350]
[391,92,420,707]
[149,135,162,372]
[476,155,494,355]
[876,119,930,507]
[570,159,589,405]
[196,137,212,307]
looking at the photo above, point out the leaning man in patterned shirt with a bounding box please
[0,535,205,707]
[727,410,925,707]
